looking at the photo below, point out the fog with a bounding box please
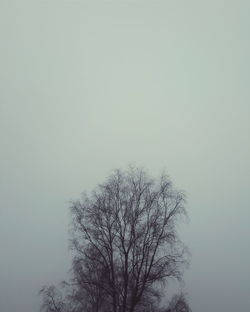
[0,1,249,311]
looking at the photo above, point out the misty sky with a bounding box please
[0,1,250,312]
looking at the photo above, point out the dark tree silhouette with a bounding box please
[40,167,191,312]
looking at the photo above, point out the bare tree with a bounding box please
[166,293,192,312]
[40,167,189,312]
[40,285,66,312]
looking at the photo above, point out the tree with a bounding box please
[166,293,191,312]
[40,167,191,312]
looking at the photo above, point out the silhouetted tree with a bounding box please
[40,167,190,312]
[166,293,191,312]
[40,285,66,312]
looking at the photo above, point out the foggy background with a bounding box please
[0,1,249,311]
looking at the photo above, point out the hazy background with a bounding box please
[0,1,249,311]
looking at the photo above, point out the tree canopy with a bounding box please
[40,167,191,312]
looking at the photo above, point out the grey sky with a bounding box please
[0,1,249,311]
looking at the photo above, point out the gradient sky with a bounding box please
[0,1,250,312]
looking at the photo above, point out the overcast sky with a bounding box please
[0,1,250,312]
